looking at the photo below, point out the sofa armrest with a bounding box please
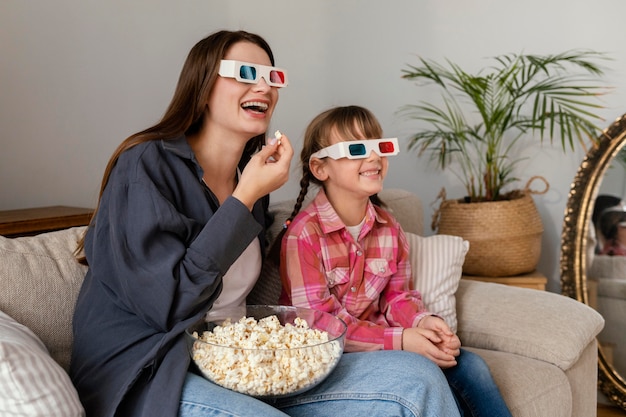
[456,279,604,371]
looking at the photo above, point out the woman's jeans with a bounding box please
[179,350,461,417]
[443,349,512,417]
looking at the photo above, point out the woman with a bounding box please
[70,30,459,417]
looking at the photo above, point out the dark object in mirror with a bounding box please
[561,113,626,410]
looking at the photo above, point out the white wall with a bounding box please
[2,0,626,292]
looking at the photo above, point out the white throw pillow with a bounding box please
[0,311,85,416]
[405,232,469,332]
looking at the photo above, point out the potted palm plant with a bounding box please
[400,50,609,276]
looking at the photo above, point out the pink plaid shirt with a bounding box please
[280,189,431,352]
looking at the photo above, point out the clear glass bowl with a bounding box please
[185,305,346,398]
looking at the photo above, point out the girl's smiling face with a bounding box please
[311,128,389,201]
[206,41,279,141]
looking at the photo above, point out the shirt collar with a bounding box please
[160,136,195,159]
[160,136,205,180]
[312,189,387,236]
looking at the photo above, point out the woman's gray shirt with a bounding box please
[70,137,268,417]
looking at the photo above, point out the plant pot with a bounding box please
[432,179,547,277]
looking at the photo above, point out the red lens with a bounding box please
[270,70,286,84]
[378,141,395,154]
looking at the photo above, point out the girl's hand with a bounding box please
[233,132,294,209]
[435,332,461,357]
[401,327,458,369]
[418,316,461,357]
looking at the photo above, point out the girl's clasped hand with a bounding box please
[402,315,460,369]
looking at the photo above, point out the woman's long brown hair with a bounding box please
[267,105,385,264]
[76,30,276,264]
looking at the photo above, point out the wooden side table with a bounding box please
[462,270,547,291]
[0,206,93,237]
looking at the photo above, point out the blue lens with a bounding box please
[239,65,257,81]
[348,143,366,156]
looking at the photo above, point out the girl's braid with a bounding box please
[287,170,312,225]
[267,171,312,265]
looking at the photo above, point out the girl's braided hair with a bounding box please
[267,105,385,264]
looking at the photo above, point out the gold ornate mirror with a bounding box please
[561,113,626,410]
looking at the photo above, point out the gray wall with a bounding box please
[2,0,626,292]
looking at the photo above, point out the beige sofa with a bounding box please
[589,255,626,376]
[0,189,605,417]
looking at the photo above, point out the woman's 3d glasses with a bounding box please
[310,138,399,161]
[218,60,288,87]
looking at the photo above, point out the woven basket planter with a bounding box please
[433,178,547,277]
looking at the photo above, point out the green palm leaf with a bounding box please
[399,50,611,201]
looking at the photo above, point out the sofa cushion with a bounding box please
[466,347,572,417]
[589,254,626,280]
[0,226,88,371]
[0,310,85,416]
[377,188,424,235]
[456,279,605,370]
[405,232,469,332]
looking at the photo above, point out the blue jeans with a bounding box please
[443,349,512,417]
[179,350,461,417]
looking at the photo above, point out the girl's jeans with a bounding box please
[179,350,461,417]
[444,349,512,417]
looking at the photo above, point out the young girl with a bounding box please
[278,105,512,417]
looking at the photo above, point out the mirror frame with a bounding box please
[561,113,626,410]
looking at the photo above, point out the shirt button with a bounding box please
[356,250,363,256]
[351,286,357,292]
[379,267,386,273]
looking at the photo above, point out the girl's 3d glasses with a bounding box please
[310,138,399,161]
[218,60,288,87]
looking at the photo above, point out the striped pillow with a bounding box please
[0,311,84,416]
[405,233,469,332]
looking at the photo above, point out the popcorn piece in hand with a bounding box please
[265,130,282,163]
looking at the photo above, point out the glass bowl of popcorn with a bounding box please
[185,305,347,398]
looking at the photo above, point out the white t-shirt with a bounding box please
[210,237,261,315]
[345,217,366,242]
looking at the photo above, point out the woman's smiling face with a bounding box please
[206,41,280,140]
